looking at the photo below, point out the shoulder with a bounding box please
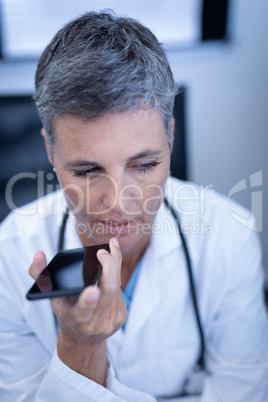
[165,176,257,240]
[0,190,65,244]
[0,190,66,284]
[164,176,263,294]
[165,178,266,336]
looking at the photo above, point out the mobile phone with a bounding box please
[26,244,109,300]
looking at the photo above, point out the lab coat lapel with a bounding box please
[121,201,181,343]
[123,250,168,341]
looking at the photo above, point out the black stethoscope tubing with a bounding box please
[58,207,69,252]
[163,197,205,371]
[57,197,206,392]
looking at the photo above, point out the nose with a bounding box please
[102,173,141,215]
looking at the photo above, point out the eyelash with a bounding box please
[72,161,161,178]
[73,167,100,178]
[135,161,161,174]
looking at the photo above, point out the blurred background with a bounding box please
[0,0,267,282]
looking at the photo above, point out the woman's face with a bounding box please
[44,109,172,251]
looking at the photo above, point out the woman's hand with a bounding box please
[28,237,127,385]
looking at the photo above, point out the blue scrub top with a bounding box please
[121,255,144,329]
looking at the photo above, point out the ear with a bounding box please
[170,117,175,152]
[41,128,53,165]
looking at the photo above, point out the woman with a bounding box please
[0,10,268,401]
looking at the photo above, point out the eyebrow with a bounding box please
[65,149,163,168]
[65,161,99,168]
[127,149,163,162]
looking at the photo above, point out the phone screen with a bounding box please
[26,244,109,300]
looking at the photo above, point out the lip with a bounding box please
[96,219,137,235]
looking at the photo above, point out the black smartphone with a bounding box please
[26,244,109,300]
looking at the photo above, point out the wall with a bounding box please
[168,0,268,279]
[0,0,267,277]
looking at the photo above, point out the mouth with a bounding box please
[96,219,138,235]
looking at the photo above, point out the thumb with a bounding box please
[28,251,47,281]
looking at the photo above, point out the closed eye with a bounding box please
[130,161,161,174]
[72,161,161,178]
[72,167,102,178]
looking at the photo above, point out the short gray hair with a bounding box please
[34,10,177,147]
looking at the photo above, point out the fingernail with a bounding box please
[112,238,120,248]
[98,249,109,255]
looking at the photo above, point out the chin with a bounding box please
[114,234,141,251]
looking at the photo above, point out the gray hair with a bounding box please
[34,10,177,148]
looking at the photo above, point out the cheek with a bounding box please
[140,172,168,216]
[62,179,110,218]
[64,187,85,214]
[60,176,90,215]
[141,185,164,216]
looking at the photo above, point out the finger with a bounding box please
[97,238,122,290]
[71,285,101,323]
[28,251,47,281]
[97,238,126,330]
[109,237,122,264]
[108,237,122,287]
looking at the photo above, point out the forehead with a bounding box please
[53,109,167,156]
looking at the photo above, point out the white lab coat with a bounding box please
[0,177,268,401]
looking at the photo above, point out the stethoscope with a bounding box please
[57,197,206,396]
